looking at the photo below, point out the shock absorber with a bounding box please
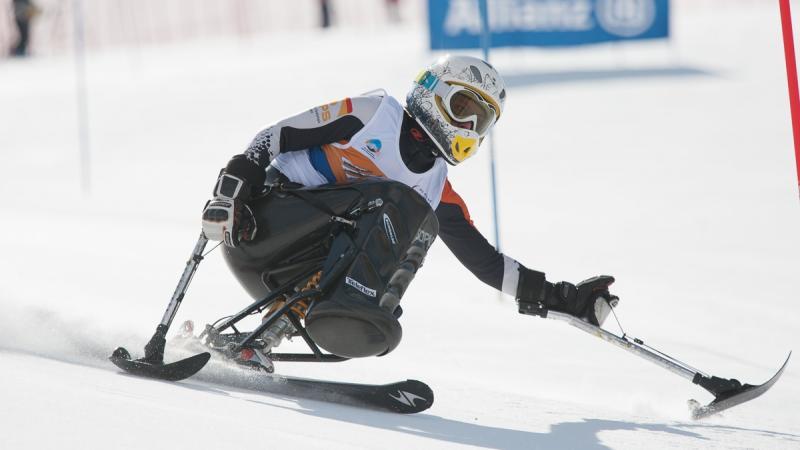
[259,271,320,351]
[260,314,295,352]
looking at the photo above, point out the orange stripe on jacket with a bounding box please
[322,144,385,183]
[440,179,473,225]
[340,98,353,116]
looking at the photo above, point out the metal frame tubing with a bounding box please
[159,233,209,328]
[548,311,703,382]
[213,267,322,333]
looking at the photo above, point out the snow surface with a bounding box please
[1,2,799,449]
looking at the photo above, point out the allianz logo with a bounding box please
[444,0,656,37]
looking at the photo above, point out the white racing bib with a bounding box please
[271,94,448,209]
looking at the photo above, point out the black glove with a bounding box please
[201,172,257,247]
[517,269,618,326]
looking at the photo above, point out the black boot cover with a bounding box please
[305,181,438,358]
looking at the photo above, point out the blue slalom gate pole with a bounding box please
[478,0,501,251]
[73,0,91,194]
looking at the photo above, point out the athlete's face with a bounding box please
[449,93,482,130]
[442,88,497,135]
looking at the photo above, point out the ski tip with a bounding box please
[387,379,434,414]
[688,351,792,420]
[110,349,210,382]
[778,351,791,372]
[406,379,434,401]
[767,351,792,383]
[110,347,132,361]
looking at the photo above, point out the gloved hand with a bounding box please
[517,270,619,326]
[201,198,257,247]
[201,172,257,247]
[547,276,618,326]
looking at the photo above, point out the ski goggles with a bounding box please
[415,70,498,136]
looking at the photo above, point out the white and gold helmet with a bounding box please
[406,55,506,165]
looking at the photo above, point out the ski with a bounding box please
[689,352,791,419]
[168,324,433,413]
[253,376,434,414]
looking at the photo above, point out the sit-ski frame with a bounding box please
[198,266,349,365]
[111,233,791,419]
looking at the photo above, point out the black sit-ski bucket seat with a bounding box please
[222,178,438,358]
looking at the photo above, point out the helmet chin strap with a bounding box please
[405,108,452,163]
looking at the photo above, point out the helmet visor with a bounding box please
[445,88,497,136]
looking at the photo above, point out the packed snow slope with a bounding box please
[1,2,799,449]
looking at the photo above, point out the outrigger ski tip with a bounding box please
[109,347,211,382]
[689,351,791,420]
[110,234,213,382]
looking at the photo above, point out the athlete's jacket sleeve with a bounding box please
[224,96,382,187]
[435,179,522,297]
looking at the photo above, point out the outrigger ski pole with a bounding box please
[109,233,212,381]
[543,310,791,420]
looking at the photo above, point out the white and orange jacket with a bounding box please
[225,90,530,298]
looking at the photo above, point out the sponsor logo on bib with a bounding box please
[361,139,382,158]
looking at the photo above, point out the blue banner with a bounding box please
[429,0,670,49]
